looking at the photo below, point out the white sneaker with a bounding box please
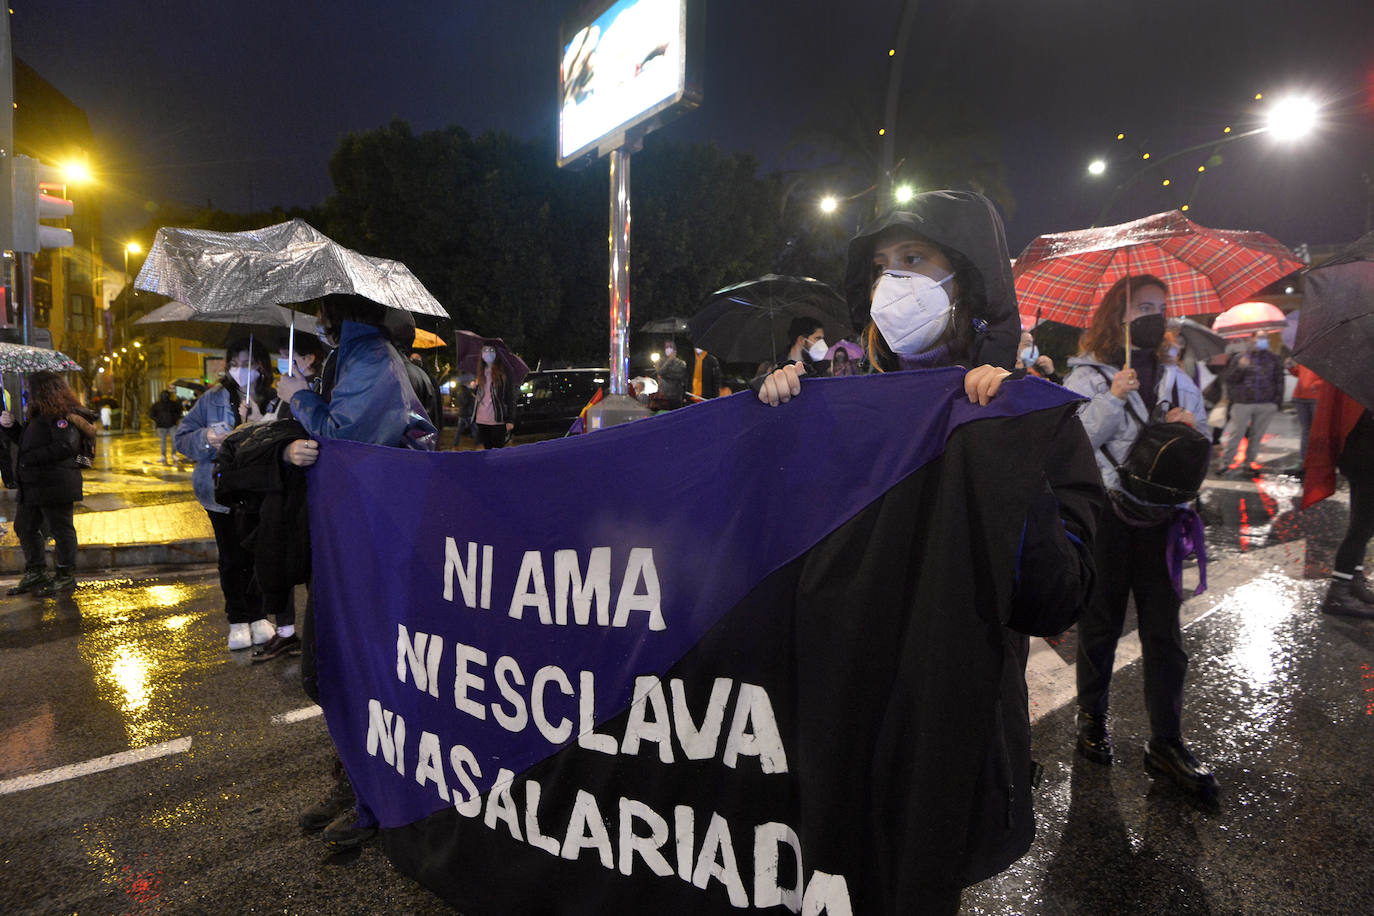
[249,618,276,646]
[228,623,252,651]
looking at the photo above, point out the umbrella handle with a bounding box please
[1122,259,1132,371]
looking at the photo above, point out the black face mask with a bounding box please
[1128,314,1166,350]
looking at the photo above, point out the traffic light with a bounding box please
[11,154,74,253]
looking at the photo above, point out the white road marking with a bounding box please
[0,737,192,796]
[272,705,322,725]
[1027,539,1306,724]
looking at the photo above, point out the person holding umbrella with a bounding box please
[1,371,97,596]
[654,339,688,409]
[1216,330,1285,477]
[176,338,281,650]
[1062,275,1218,805]
[275,293,437,849]
[468,344,518,448]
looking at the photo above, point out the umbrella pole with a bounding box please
[287,324,295,377]
[1123,256,1133,371]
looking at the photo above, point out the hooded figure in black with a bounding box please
[843,190,1021,372]
[755,189,1101,910]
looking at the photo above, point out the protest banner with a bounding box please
[308,368,1083,913]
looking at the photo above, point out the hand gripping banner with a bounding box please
[308,369,1085,914]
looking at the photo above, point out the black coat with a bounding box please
[149,395,183,429]
[4,415,83,506]
[214,418,312,592]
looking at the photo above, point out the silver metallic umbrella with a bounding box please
[134,300,318,348]
[134,218,449,319]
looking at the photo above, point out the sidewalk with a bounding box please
[1,430,216,574]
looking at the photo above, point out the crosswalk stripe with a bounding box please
[0,737,193,795]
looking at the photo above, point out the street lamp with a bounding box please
[1264,96,1319,141]
[894,184,915,204]
[1087,159,1107,177]
[1093,94,1322,225]
[122,242,144,349]
[818,195,839,214]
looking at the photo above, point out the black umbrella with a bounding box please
[687,274,853,366]
[1293,231,1374,412]
[639,317,691,335]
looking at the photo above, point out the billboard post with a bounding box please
[558,0,701,430]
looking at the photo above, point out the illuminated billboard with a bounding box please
[557,0,701,166]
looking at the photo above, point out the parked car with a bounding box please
[515,367,609,437]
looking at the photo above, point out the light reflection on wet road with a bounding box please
[0,470,1371,914]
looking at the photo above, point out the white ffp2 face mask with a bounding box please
[229,367,258,389]
[870,270,954,356]
[806,338,829,361]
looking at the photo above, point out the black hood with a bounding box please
[843,190,1020,369]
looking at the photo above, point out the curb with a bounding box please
[1,539,218,575]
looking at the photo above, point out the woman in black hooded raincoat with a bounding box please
[759,190,1102,911]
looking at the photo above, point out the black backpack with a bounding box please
[1096,368,1211,506]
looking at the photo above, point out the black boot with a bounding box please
[1351,570,1374,606]
[1145,736,1220,803]
[7,567,52,596]
[300,758,355,832]
[1075,709,1113,764]
[37,566,76,596]
[1321,578,1374,620]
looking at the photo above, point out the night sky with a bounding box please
[17,0,1374,261]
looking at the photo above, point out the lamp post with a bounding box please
[1091,95,1320,226]
[122,242,142,349]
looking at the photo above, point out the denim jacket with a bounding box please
[175,385,237,513]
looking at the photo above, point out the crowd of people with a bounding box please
[0,188,1369,912]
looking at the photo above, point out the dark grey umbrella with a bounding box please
[1170,318,1228,361]
[1293,231,1374,411]
[687,275,853,366]
[639,317,691,335]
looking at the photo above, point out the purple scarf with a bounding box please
[897,345,955,371]
[1166,506,1208,598]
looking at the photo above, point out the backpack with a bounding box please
[1095,367,1211,507]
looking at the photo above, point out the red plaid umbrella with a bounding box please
[1013,210,1303,327]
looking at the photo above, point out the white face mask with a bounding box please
[482,349,497,365]
[663,345,676,358]
[229,367,258,389]
[806,338,829,361]
[869,270,955,356]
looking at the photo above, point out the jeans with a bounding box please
[16,501,77,569]
[475,423,509,449]
[1076,505,1188,739]
[207,509,262,624]
[1219,401,1278,469]
[156,426,174,461]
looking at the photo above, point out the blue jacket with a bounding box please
[175,384,237,512]
[289,320,436,449]
[1064,355,1209,501]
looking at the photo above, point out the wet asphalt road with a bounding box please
[2,473,1371,914]
[0,571,452,915]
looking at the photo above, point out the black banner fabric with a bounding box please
[309,371,1082,913]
